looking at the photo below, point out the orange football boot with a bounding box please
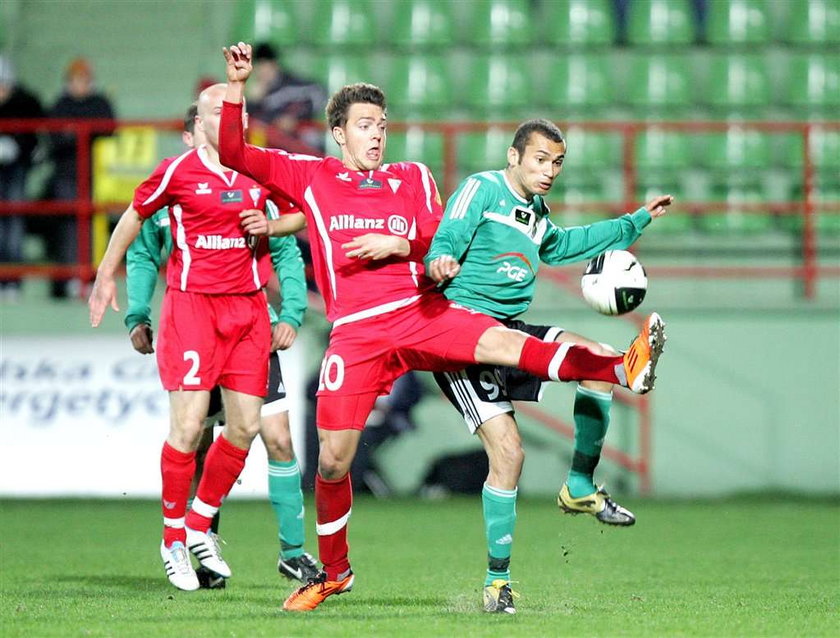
[282,571,354,612]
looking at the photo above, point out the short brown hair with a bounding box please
[183,102,198,134]
[511,119,565,157]
[326,83,386,130]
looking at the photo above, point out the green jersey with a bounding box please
[124,206,307,332]
[424,170,651,320]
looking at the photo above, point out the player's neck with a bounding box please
[504,168,533,202]
[200,143,224,169]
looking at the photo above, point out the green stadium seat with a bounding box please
[545,54,614,113]
[811,127,840,173]
[783,53,840,117]
[230,0,299,45]
[704,53,771,115]
[458,126,517,174]
[702,126,771,172]
[625,54,693,113]
[310,0,377,47]
[783,0,840,45]
[697,182,775,234]
[553,175,621,228]
[311,54,377,94]
[385,56,452,118]
[386,126,444,171]
[462,55,532,116]
[706,0,771,45]
[627,0,695,45]
[635,127,694,179]
[462,0,532,47]
[388,0,454,48]
[562,126,622,172]
[542,0,616,47]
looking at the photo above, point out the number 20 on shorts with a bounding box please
[318,354,344,391]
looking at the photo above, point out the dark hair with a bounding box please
[511,119,565,157]
[326,83,386,130]
[253,42,278,62]
[183,102,198,134]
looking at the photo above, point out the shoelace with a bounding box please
[170,545,193,574]
[207,532,226,558]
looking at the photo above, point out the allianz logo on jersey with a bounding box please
[329,214,409,235]
[195,234,247,249]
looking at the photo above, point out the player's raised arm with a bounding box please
[88,205,144,327]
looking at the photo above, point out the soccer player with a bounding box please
[218,42,666,612]
[90,83,286,592]
[124,103,318,587]
[425,118,672,613]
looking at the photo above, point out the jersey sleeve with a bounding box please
[539,208,651,266]
[219,100,317,208]
[424,175,490,270]
[404,162,444,262]
[124,210,170,331]
[266,200,307,328]
[132,157,177,219]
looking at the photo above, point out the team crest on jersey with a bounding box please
[359,177,382,190]
[388,178,401,193]
[195,183,212,195]
[249,186,261,206]
[220,189,243,204]
[514,206,533,226]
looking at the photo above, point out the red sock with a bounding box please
[315,473,353,581]
[160,442,196,547]
[518,336,623,384]
[185,434,248,532]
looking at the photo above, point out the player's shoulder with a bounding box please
[382,160,435,181]
[457,170,504,196]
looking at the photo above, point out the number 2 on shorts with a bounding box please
[183,350,202,385]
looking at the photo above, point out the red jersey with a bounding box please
[133,145,273,294]
[219,101,442,323]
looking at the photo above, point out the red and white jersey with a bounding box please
[219,101,443,323]
[133,145,273,294]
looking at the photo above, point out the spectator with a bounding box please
[247,42,327,154]
[0,56,44,301]
[43,57,114,298]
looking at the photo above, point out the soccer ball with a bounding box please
[580,250,647,315]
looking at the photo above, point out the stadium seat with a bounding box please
[309,0,377,47]
[388,0,454,48]
[562,126,622,172]
[461,0,532,48]
[230,0,301,45]
[545,54,614,113]
[462,55,532,116]
[385,55,452,118]
[542,0,616,47]
[627,0,695,45]
[782,53,840,117]
[458,126,517,174]
[811,127,840,173]
[706,0,771,45]
[635,127,694,177]
[702,126,771,172]
[782,0,840,45]
[625,54,693,113]
[386,126,444,172]
[311,54,377,94]
[697,182,775,234]
[703,53,771,115]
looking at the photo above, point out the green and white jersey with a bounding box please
[424,170,651,320]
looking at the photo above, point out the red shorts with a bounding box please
[156,288,270,396]
[316,293,501,430]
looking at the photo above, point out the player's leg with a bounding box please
[184,387,262,578]
[160,389,210,591]
[474,314,666,394]
[551,333,635,526]
[259,352,318,582]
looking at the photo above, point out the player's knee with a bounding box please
[475,327,526,366]
[318,444,353,479]
[262,431,294,462]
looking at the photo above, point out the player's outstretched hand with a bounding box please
[427,255,460,282]
[130,323,154,354]
[240,208,268,235]
[271,322,297,351]
[343,233,409,260]
[88,275,119,327]
[646,194,673,218]
[222,42,253,83]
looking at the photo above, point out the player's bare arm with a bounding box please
[130,323,154,354]
[89,205,144,327]
[342,233,410,260]
[222,42,252,103]
[240,209,306,237]
[271,322,297,351]
[646,194,673,218]
[427,255,461,282]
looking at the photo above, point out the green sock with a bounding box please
[566,385,612,498]
[268,459,305,559]
[482,482,517,586]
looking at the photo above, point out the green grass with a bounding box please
[1,496,838,637]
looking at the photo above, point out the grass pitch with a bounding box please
[1,495,837,637]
